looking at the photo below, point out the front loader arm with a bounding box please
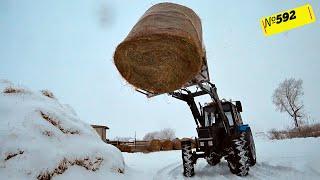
[170,91,203,128]
[170,82,231,135]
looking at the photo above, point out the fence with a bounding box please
[107,139,183,153]
[107,140,150,152]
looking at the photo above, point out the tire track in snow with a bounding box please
[154,162,181,180]
[154,159,318,180]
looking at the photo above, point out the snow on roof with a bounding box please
[0,80,125,179]
[91,124,110,129]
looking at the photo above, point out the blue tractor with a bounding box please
[137,60,256,177]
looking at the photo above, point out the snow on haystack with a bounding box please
[0,80,125,180]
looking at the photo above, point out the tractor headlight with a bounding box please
[200,142,205,146]
[208,141,213,146]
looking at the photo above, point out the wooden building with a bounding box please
[91,125,109,141]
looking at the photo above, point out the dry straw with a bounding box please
[114,3,205,93]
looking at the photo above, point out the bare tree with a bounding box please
[113,136,134,141]
[143,128,176,141]
[143,132,158,141]
[272,78,305,128]
[158,128,176,140]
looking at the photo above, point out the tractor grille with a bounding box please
[197,127,211,138]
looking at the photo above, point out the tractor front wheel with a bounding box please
[181,140,195,177]
[245,129,256,166]
[206,152,221,166]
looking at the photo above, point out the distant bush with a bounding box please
[269,129,286,139]
[3,86,25,94]
[40,89,55,99]
[269,123,320,140]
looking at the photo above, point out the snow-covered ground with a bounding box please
[1,80,319,180]
[0,80,125,180]
[123,137,320,180]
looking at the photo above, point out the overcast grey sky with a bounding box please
[1,0,319,139]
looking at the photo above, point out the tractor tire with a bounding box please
[245,129,256,166]
[181,140,195,177]
[206,152,221,166]
[227,132,250,176]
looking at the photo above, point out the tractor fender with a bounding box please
[236,124,251,133]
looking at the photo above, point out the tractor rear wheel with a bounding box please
[181,140,195,177]
[227,132,250,176]
[245,129,256,166]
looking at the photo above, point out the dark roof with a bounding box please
[91,124,109,129]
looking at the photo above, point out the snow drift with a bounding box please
[0,80,125,180]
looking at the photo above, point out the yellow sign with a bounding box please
[261,4,316,36]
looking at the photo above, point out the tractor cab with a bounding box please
[196,100,245,152]
[202,100,243,128]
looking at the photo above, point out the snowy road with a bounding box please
[123,137,320,180]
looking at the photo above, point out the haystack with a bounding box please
[181,138,197,148]
[147,139,161,152]
[161,140,174,150]
[172,138,181,150]
[114,2,205,94]
[117,145,132,153]
[0,80,125,179]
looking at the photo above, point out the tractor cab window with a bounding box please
[237,112,243,123]
[224,111,234,126]
[204,111,215,127]
[233,111,243,125]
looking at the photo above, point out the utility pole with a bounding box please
[134,131,137,151]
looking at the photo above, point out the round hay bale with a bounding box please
[114,2,205,94]
[147,139,161,152]
[161,140,174,151]
[191,139,197,149]
[172,138,181,150]
[181,138,196,148]
[117,145,132,152]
